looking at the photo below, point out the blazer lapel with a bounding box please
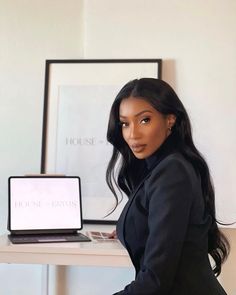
[117,170,153,246]
[117,151,176,246]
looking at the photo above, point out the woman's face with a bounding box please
[119,96,175,159]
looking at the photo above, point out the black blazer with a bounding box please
[114,149,227,294]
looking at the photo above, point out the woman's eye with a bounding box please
[140,117,150,124]
[120,121,129,128]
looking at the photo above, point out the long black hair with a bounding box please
[106,78,230,276]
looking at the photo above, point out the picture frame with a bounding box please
[41,59,162,224]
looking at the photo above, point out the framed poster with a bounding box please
[41,59,162,223]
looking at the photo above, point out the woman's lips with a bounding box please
[130,144,146,153]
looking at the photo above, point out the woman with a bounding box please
[106,78,230,295]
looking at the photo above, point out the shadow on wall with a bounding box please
[220,228,236,295]
[162,59,177,89]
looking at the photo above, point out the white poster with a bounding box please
[41,59,161,222]
[55,85,123,220]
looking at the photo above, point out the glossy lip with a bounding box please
[130,144,146,153]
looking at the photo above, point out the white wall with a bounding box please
[0,0,84,231]
[0,0,236,294]
[84,0,236,223]
[0,1,84,294]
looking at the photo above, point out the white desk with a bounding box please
[0,225,132,295]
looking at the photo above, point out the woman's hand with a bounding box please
[107,229,117,239]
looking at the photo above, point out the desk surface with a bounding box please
[0,225,132,267]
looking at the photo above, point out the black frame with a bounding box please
[41,59,162,224]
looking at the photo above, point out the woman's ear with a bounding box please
[167,114,176,129]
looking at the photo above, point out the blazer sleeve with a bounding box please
[114,156,196,295]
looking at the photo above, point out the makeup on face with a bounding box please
[119,97,172,159]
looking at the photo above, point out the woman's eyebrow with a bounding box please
[120,110,153,118]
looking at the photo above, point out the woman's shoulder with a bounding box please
[144,152,201,204]
[149,152,198,182]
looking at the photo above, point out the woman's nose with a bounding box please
[128,123,140,139]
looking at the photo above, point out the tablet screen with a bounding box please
[9,177,82,230]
